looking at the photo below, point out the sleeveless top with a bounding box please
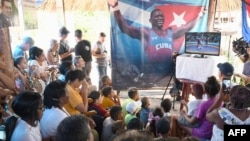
[49,50,59,64]
[146,29,173,63]
[211,107,250,141]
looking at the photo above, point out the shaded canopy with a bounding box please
[39,0,242,12]
[217,0,242,12]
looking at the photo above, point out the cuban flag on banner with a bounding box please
[242,0,250,43]
[156,4,205,52]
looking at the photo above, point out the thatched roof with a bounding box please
[217,0,242,11]
[39,0,109,12]
[39,0,243,12]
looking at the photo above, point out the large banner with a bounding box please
[110,0,209,90]
[242,0,250,43]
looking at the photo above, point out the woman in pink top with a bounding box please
[179,76,220,140]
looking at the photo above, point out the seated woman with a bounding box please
[27,46,48,93]
[64,69,95,116]
[46,39,60,67]
[28,46,48,81]
[5,91,43,141]
[178,76,220,140]
[40,80,70,140]
[206,85,250,141]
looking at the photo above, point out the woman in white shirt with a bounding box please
[28,46,48,94]
[28,46,48,81]
[5,91,43,141]
[40,80,70,140]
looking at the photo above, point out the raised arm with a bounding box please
[207,86,225,118]
[172,7,206,39]
[113,10,144,40]
[108,0,145,40]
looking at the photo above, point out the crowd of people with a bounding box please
[0,26,249,141]
[0,16,249,141]
[0,0,249,140]
[2,41,250,141]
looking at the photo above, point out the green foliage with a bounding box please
[73,11,110,43]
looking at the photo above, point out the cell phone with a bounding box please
[222,78,231,94]
[0,125,6,141]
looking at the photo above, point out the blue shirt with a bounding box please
[13,46,27,59]
[139,107,150,127]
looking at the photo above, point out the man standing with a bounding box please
[92,32,108,83]
[58,26,74,63]
[13,36,34,59]
[74,29,92,77]
[0,0,13,28]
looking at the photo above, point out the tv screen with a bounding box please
[184,32,221,57]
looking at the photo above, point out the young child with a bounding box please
[100,86,120,110]
[178,83,204,127]
[88,90,109,139]
[124,101,142,125]
[109,120,126,141]
[146,107,164,137]
[88,90,109,118]
[139,96,151,127]
[161,98,172,118]
[14,56,31,92]
[100,75,121,95]
[100,75,112,90]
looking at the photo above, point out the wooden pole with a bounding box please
[56,0,66,26]
[207,0,217,31]
[62,0,66,26]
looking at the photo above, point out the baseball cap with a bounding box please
[126,101,142,114]
[217,62,234,76]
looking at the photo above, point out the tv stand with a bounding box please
[193,54,207,58]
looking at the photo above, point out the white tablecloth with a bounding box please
[176,55,226,83]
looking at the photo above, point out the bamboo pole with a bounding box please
[207,0,217,31]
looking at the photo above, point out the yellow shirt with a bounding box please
[100,97,115,110]
[64,84,83,115]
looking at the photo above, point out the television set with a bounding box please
[184,32,221,58]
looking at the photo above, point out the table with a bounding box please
[175,54,226,110]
